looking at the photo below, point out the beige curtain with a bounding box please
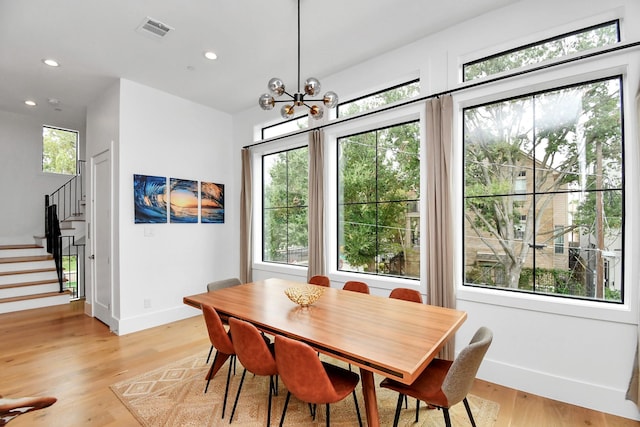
[425,95,455,360]
[240,148,253,283]
[307,129,325,281]
[626,90,640,408]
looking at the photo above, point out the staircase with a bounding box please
[0,244,71,314]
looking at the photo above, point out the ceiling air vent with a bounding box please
[137,17,173,38]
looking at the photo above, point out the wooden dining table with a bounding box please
[183,278,467,427]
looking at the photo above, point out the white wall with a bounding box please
[233,0,640,420]
[114,79,236,335]
[0,110,85,243]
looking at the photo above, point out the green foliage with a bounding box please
[43,126,78,175]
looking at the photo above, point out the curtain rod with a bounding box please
[243,40,640,149]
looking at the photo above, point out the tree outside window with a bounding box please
[262,147,309,265]
[463,76,623,302]
[338,121,420,278]
[43,126,78,175]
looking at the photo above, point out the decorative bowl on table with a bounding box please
[284,285,325,308]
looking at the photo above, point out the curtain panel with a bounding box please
[307,129,326,280]
[425,95,456,360]
[240,148,253,283]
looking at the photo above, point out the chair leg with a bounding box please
[221,355,234,419]
[229,368,248,423]
[206,345,214,363]
[352,390,363,427]
[415,398,420,422]
[325,404,330,427]
[279,391,291,427]
[463,397,477,427]
[443,407,452,427]
[204,351,218,393]
[266,375,273,427]
[392,393,404,427]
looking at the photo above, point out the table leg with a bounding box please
[359,368,380,427]
[206,352,230,380]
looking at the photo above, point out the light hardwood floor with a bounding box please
[1,301,638,427]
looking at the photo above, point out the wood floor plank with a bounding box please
[0,302,637,426]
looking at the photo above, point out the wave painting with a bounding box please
[134,174,167,224]
[201,182,224,223]
[170,178,199,223]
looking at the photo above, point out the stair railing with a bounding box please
[44,160,86,300]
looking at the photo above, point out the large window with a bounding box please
[338,121,420,278]
[463,21,619,81]
[262,147,309,265]
[463,76,623,302]
[42,125,78,175]
[337,80,420,118]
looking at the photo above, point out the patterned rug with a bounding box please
[110,352,499,426]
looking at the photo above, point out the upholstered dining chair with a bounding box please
[205,277,241,363]
[380,326,493,427]
[308,275,331,287]
[228,317,278,426]
[0,395,56,425]
[389,287,423,303]
[274,335,363,427]
[202,305,236,419]
[342,280,370,294]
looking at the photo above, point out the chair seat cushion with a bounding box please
[321,362,361,403]
[380,358,452,408]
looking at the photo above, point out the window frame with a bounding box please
[460,74,626,307]
[42,125,79,175]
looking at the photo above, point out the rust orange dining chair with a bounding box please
[380,327,493,427]
[389,287,423,303]
[0,395,56,425]
[342,280,370,294]
[228,317,278,426]
[202,304,236,419]
[308,275,330,287]
[274,335,363,427]
[205,277,242,363]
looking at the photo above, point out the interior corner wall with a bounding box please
[115,79,236,335]
[0,110,86,244]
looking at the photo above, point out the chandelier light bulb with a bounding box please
[259,93,275,110]
[304,77,321,96]
[280,104,295,119]
[323,91,339,108]
[308,104,324,120]
[268,78,286,96]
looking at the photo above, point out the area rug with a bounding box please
[110,352,499,426]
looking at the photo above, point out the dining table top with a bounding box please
[184,277,467,385]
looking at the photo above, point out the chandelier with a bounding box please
[258,0,338,120]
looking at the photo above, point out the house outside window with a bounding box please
[463,76,623,302]
[337,121,420,278]
[42,125,78,175]
[262,147,309,265]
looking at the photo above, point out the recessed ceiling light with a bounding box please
[24,100,37,106]
[204,51,218,60]
[42,58,60,67]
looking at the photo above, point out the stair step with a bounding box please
[0,255,53,264]
[0,267,56,277]
[0,289,70,304]
[0,279,60,290]
[0,244,43,250]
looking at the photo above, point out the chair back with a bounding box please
[202,305,234,355]
[229,317,277,376]
[308,275,330,287]
[275,335,342,404]
[207,277,241,292]
[343,281,370,294]
[389,287,423,303]
[441,326,493,405]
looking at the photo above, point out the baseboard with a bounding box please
[479,358,640,421]
[114,304,201,336]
